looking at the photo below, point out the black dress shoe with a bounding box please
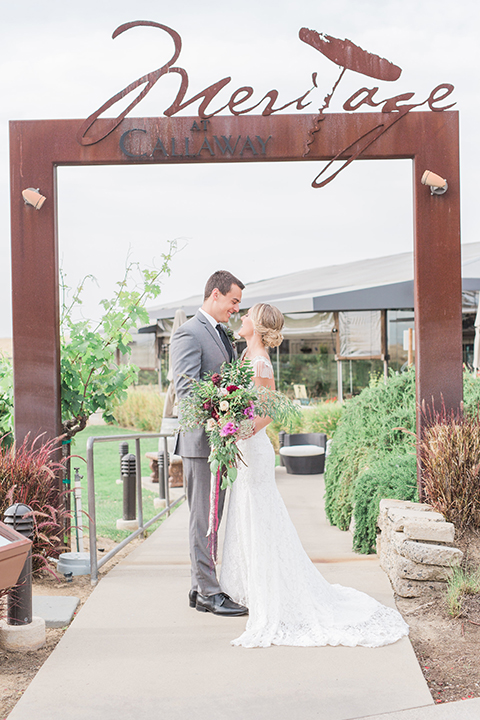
[188,589,198,608]
[195,592,248,616]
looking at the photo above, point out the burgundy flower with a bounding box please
[211,373,222,387]
[226,385,239,393]
[203,401,212,411]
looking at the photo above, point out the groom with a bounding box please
[171,270,248,617]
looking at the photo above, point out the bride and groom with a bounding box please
[171,270,409,648]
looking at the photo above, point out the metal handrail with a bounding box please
[86,432,185,584]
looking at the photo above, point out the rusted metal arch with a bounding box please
[10,112,462,498]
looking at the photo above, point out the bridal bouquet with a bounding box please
[179,358,297,488]
[179,358,299,561]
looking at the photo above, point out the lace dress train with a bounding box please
[220,357,409,649]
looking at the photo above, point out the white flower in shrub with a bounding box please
[220,400,229,412]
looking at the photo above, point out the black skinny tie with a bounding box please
[216,324,233,361]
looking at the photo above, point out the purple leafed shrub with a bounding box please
[0,435,69,574]
[420,407,480,533]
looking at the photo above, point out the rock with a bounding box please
[387,508,445,532]
[378,544,395,577]
[379,498,434,513]
[391,576,446,598]
[378,499,435,530]
[393,555,452,582]
[402,519,455,544]
[398,540,463,567]
[391,531,408,552]
[376,499,460,596]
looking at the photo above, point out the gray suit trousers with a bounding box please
[183,456,226,596]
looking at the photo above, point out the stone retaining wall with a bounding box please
[377,498,463,598]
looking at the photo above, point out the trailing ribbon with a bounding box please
[206,467,222,564]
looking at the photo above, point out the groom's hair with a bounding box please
[204,270,245,300]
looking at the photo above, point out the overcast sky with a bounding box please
[1,0,479,335]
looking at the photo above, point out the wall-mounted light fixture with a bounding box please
[22,188,46,210]
[421,170,448,196]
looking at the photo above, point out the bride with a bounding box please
[220,302,409,649]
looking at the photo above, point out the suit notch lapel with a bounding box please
[197,312,229,361]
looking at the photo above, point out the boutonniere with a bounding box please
[224,326,237,348]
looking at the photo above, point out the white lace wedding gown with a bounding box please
[220,356,409,649]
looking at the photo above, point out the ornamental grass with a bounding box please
[445,564,480,617]
[0,435,68,574]
[420,407,480,533]
[112,385,165,431]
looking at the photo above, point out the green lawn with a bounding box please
[71,424,176,542]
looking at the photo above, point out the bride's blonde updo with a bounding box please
[250,303,284,348]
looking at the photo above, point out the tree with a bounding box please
[0,355,13,443]
[60,241,176,439]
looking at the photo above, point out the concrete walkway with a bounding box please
[8,469,480,720]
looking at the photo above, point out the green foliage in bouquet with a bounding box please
[179,358,300,488]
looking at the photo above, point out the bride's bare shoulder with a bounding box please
[249,355,274,378]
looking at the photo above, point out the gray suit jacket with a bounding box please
[171,311,234,458]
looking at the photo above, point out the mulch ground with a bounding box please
[395,527,480,704]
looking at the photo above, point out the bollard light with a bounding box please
[157,449,169,500]
[3,504,34,626]
[121,454,137,522]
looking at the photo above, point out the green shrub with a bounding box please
[353,453,418,554]
[0,356,13,441]
[112,386,165,431]
[463,371,480,414]
[324,368,480,553]
[324,369,416,533]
